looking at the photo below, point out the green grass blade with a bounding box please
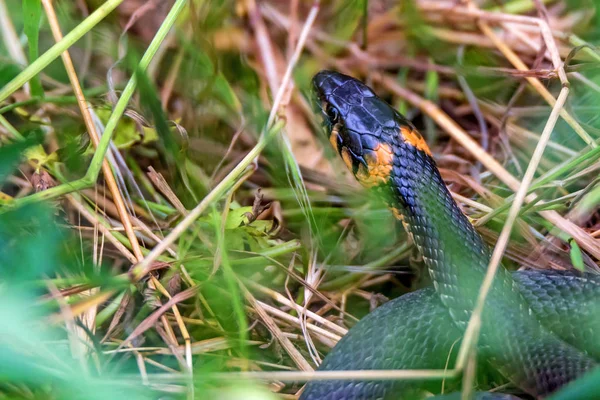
[22,0,43,97]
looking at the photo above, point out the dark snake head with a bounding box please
[312,70,432,191]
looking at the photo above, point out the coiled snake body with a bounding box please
[302,71,600,399]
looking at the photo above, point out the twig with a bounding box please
[242,281,314,371]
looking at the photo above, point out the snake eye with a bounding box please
[326,106,339,123]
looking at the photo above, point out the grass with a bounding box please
[1,0,600,399]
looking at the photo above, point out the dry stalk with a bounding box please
[241,281,314,371]
[67,195,138,264]
[246,280,349,335]
[246,0,282,92]
[210,368,454,382]
[256,300,341,344]
[149,276,193,371]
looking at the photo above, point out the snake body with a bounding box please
[302,71,600,399]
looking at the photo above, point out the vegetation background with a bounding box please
[1,0,600,399]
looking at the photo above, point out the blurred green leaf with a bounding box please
[568,238,585,272]
[95,108,158,149]
[22,0,43,97]
[424,66,439,141]
[549,366,600,400]
[0,62,22,88]
[331,0,364,41]
[137,67,182,162]
[0,135,38,184]
[0,205,65,286]
[210,384,280,400]
[225,206,252,229]
[213,72,242,113]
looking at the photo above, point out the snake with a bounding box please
[300,70,600,400]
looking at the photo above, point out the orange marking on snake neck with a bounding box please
[400,126,432,156]
[355,143,393,188]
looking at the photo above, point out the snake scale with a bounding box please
[300,71,600,400]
